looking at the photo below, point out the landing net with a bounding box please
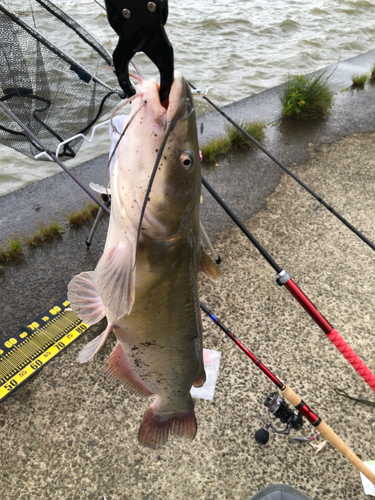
[0,0,121,160]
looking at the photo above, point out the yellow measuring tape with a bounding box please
[0,297,88,401]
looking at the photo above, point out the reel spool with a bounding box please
[255,393,303,444]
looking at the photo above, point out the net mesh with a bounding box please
[0,0,121,160]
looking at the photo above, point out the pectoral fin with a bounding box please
[94,240,135,319]
[199,250,222,282]
[67,271,105,325]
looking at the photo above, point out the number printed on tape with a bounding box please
[0,312,89,400]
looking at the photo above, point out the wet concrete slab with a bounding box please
[0,52,375,500]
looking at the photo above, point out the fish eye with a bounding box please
[179,151,194,170]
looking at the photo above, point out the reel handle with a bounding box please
[281,385,375,485]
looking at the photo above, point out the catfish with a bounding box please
[68,71,221,448]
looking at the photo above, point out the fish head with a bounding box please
[114,71,201,240]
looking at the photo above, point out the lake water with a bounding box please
[1,0,375,196]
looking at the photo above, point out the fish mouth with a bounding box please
[133,71,192,131]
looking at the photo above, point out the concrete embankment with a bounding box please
[0,51,375,500]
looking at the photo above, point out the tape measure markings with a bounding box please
[0,297,89,401]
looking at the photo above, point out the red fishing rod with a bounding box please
[202,177,375,392]
[200,301,375,485]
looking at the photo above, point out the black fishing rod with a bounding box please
[199,301,375,486]
[190,82,375,253]
[201,176,375,392]
[0,101,111,216]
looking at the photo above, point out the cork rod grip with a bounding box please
[281,385,375,485]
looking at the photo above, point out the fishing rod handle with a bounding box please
[327,329,375,391]
[283,278,375,392]
[281,385,375,485]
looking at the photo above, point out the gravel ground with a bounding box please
[1,131,375,500]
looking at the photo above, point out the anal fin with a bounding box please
[105,343,154,397]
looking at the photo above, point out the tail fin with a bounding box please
[138,402,197,449]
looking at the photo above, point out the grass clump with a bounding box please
[201,120,266,162]
[280,73,334,119]
[0,235,23,262]
[1,201,101,262]
[25,220,65,247]
[66,201,100,228]
[351,72,368,88]
[226,120,265,149]
[200,136,231,162]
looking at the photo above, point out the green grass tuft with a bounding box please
[0,235,23,262]
[25,220,65,247]
[1,202,101,262]
[200,136,231,162]
[201,120,266,162]
[225,120,265,150]
[66,201,100,228]
[280,73,334,119]
[351,73,368,88]
[38,220,65,240]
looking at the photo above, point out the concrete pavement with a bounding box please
[1,53,375,499]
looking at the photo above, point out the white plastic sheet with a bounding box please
[360,461,375,496]
[191,349,221,401]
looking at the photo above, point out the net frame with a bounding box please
[0,0,121,160]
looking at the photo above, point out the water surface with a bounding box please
[1,0,375,195]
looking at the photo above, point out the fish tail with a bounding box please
[138,400,197,449]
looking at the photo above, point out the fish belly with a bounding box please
[107,240,203,448]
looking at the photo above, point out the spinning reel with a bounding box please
[255,393,303,444]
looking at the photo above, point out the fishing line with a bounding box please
[92,0,106,11]
[189,81,375,254]
[200,301,375,485]
[130,60,145,80]
[202,176,375,392]
[133,109,183,268]
[334,388,375,407]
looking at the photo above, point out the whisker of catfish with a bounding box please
[105,99,146,191]
[133,108,184,270]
